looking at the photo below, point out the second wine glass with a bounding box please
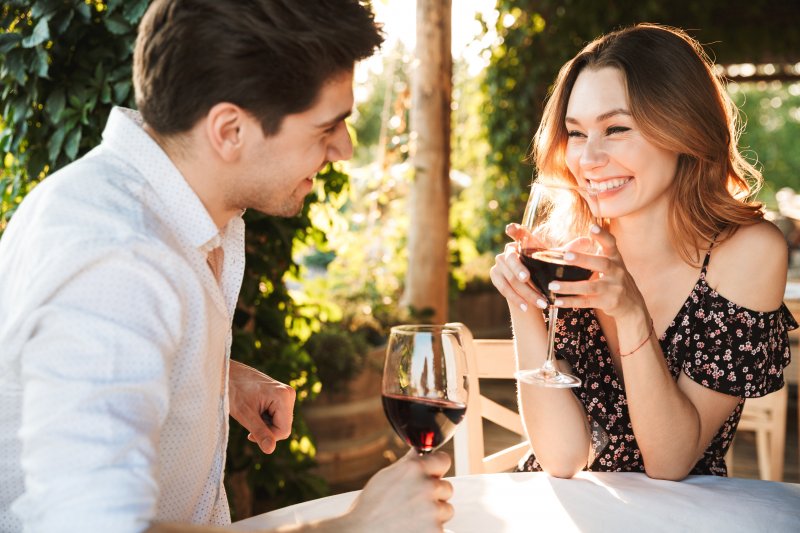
[381,325,469,454]
[514,182,601,388]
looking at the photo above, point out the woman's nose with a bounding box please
[579,136,608,170]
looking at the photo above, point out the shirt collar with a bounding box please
[101,107,230,253]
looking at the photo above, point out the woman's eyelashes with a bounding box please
[606,125,630,135]
[566,125,631,138]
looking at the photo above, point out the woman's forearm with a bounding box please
[616,313,736,480]
[621,337,701,478]
[511,306,592,477]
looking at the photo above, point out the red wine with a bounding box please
[520,248,592,303]
[382,393,466,453]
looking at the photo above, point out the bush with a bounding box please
[305,326,369,395]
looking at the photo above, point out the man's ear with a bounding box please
[205,102,247,162]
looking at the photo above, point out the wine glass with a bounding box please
[381,324,469,455]
[513,181,601,388]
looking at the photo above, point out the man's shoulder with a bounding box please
[11,147,161,246]
[0,148,195,293]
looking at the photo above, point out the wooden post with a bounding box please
[403,0,452,324]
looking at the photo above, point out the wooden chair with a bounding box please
[448,323,531,475]
[726,387,788,481]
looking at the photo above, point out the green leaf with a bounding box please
[30,1,59,20]
[52,9,75,35]
[68,93,81,108]
[2,50,27,84]
[33,47,49,78]
[100,82,112,104]
[122,0,150,25]
[108,65,131,82]
[106,0,125,13]
[8,95,30,124]
[93,62,104,83]
[48,126,66,162]
[104,14,130,36]
[0,33,23,54]
[113,81,131,103]
[27,148,48,181]
[60,105,80,130]
[21,18,50,48]
[63,126,82,160]
[75,3,91,21]
[45,88,65,122]
[0,127,13,152]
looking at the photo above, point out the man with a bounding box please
[0,1,453,531]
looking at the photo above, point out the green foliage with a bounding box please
[1,0,346,516]
[299,161,413,340]
[730,81,800,199]
[449,53,493,289]
[0,0,146,229]
[304,326,369,394]
[352,40,412,168]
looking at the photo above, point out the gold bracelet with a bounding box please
[619,319,655,358]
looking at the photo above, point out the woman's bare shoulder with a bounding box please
[707,221,788,312]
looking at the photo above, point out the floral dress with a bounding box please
[518,247,797,475]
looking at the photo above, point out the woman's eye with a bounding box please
[606,126,630,135]
[567,130,585,138]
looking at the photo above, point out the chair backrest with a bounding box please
[448,322,530,475]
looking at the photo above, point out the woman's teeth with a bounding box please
[589,178,630,192]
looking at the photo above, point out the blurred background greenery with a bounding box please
[3,0,800,519]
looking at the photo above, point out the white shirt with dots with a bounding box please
[0,107,246,532]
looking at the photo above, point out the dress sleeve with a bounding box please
[682,300,797,398]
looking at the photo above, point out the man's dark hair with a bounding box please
[133,0,384,136]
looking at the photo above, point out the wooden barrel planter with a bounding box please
[303,346,395,492]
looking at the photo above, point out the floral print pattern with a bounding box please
[519,249,796,476]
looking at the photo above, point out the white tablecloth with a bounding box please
[230,471,800,532]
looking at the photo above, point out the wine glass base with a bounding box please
[514,368,581,388]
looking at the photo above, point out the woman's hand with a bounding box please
[489,223,548,312]
[549,224,647,322]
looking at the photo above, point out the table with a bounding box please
[231,471,800,532]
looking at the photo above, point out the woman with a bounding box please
[490,23,795,480]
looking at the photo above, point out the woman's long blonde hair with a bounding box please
[532,23,763,265]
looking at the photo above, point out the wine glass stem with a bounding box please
[543,304,560,374]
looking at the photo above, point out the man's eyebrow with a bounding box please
[316,110,352,129]
[565,108,631,124]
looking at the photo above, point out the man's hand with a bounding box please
[228,360,295,453]
[337,450,454,533]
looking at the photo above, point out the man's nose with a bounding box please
[327,124,354,162]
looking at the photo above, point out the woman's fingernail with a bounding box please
[520,303,528,312]
[518,271,528,281]
[564,252,575,261]
[536,299,547,309]
[548,282,560,291]
[590,224,601,234]
[554,299,564,306]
